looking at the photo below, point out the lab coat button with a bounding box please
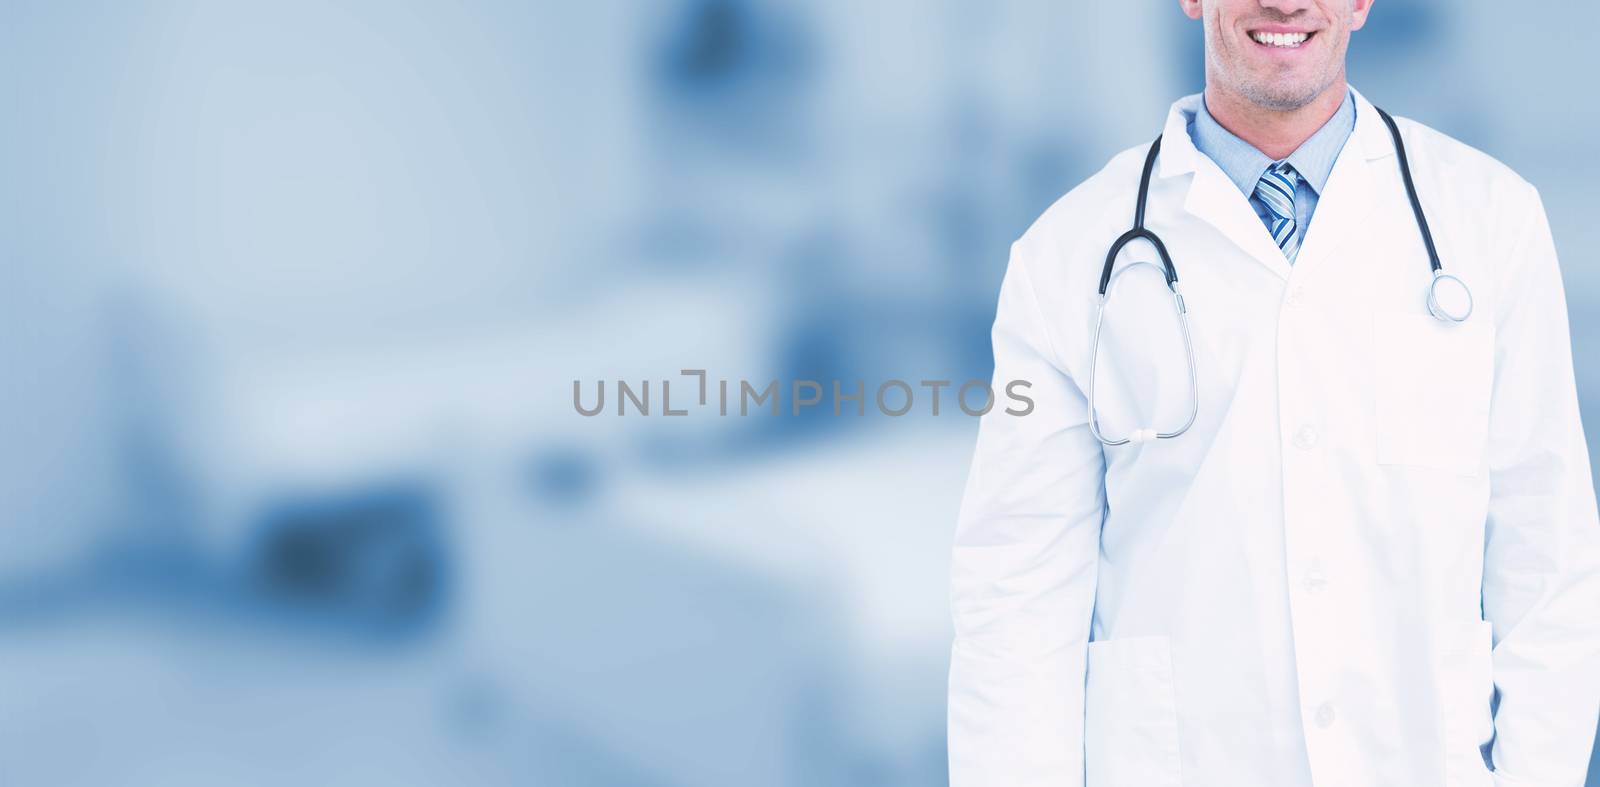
[1284,287,1305,307]
[1315,703,1335,728]
[1293,425,1319,449]
[1303,570,1327,592]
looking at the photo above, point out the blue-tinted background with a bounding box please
[4,2,1597,784]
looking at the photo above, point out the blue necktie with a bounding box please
[1255,161,1302,261]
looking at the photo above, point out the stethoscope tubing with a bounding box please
[1087,103,1470,447]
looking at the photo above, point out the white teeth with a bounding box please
[1252,31,1309,47]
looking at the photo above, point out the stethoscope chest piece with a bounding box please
[1426,271,1473,323]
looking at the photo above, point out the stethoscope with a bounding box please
[1087,107,1474,447]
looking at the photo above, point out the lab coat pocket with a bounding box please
[1372,312,1494,475]
[1437,621,1496,786]
[1084,636,1181,787]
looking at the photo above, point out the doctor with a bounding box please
[948,0,1600,785]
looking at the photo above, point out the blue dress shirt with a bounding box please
[1187,89,1356,256]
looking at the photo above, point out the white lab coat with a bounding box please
[949,86,1600,787]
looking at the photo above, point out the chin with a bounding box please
[1238,75,1328,112]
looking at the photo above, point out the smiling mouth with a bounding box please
[1250,30,1314,48]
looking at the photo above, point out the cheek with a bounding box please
[1213,22,1244,58]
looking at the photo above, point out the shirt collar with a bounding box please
[1187,87,1356,198]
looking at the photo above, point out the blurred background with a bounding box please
[3,1,1598,785]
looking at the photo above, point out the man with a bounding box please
[948,1,1600,785]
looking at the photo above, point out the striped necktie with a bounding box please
[1255,161,1302,261]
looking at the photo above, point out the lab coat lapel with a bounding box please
[1290,88,1393,277]
[1155,95,1292,283]
[1184,161,1292,281]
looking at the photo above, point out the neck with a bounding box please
[1203,78,1348,160]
